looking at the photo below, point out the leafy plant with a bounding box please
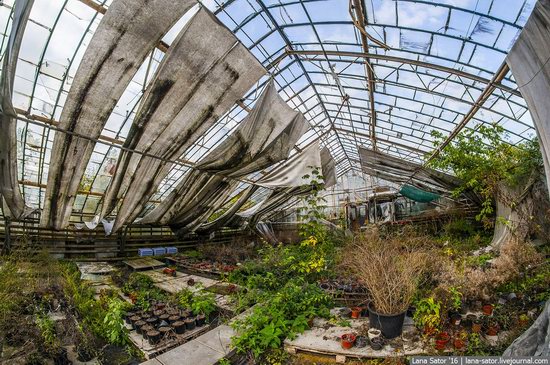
[429,126,542,223]
[413,297,442,331]
[231,280,331,359]
[103,297,130,345]
[191,290,217,317]
[449,286,462,311]
[35,311,58,350]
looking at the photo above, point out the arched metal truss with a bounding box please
[0,0,537,221]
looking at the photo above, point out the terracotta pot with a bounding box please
[472,321,482,333]
[435,332,450,350]
[340,333,356,349]
[487,324,499,336]
[482,304,494,316]
[172,321,186,334]
[453,338,466,350]
[351,307,362,319]
[159,314,170,322]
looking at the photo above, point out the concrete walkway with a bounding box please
[141,325,234,365]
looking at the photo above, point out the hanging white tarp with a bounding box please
[138,81,307,233]
[321,147,337,188]
[256,141,322,187]
[507,0,550,200]
[41,0,197,229]
[105,8,266,233]
[0,0,35,219]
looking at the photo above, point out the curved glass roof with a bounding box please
[0,0,537,220]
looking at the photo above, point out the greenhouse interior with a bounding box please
[1,0,550,363]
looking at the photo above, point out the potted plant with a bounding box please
[482,304,494,316]
[518,314,529,327]
[413,297,441,336]
[340,333,356,349]
[351,307,362,319]
[471,319,482,333]
[435,331,450,350]
[344,230,429,339]
[453,331,468,351]
[367,328,381,339]
[369,336,385,350]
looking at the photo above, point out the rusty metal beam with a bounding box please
[351,0,378,150]
[424,61,510,165]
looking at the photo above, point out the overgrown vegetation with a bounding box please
[228,167,337,362]
[429,125,543,223]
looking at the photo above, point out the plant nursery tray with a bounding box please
[284,317,431,363]
[123,258,166,271]
[126,321,215,360]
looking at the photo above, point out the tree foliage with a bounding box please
[428,124,542,222]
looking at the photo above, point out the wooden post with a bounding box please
[2,217,11,255]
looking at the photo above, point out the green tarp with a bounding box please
[399,184,440,203]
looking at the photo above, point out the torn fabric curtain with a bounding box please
[138,80,307,231]
[103,8,265,233]
[235,186,312,226]
[358,147,460,194]
[193,81,309,177]
[41,0,197,230]
[506,0,550,200]
[195,185,259,233]
[256,141,322,187]
[321,147,337,188]
[0,0,35,219]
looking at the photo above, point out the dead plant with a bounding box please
[341,228,432,315]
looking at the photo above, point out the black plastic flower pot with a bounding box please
[172,321,186,334]
[134,320,146,333]
[368,303,406,339]
[168,315,181,324]
[147,330,161,345]
[146,317,158,327]
[185,318,196,330]
[196,314,206,327]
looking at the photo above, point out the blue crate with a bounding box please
[138,248,154,257]
[153,247,167,256]
[166,247,178,254]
